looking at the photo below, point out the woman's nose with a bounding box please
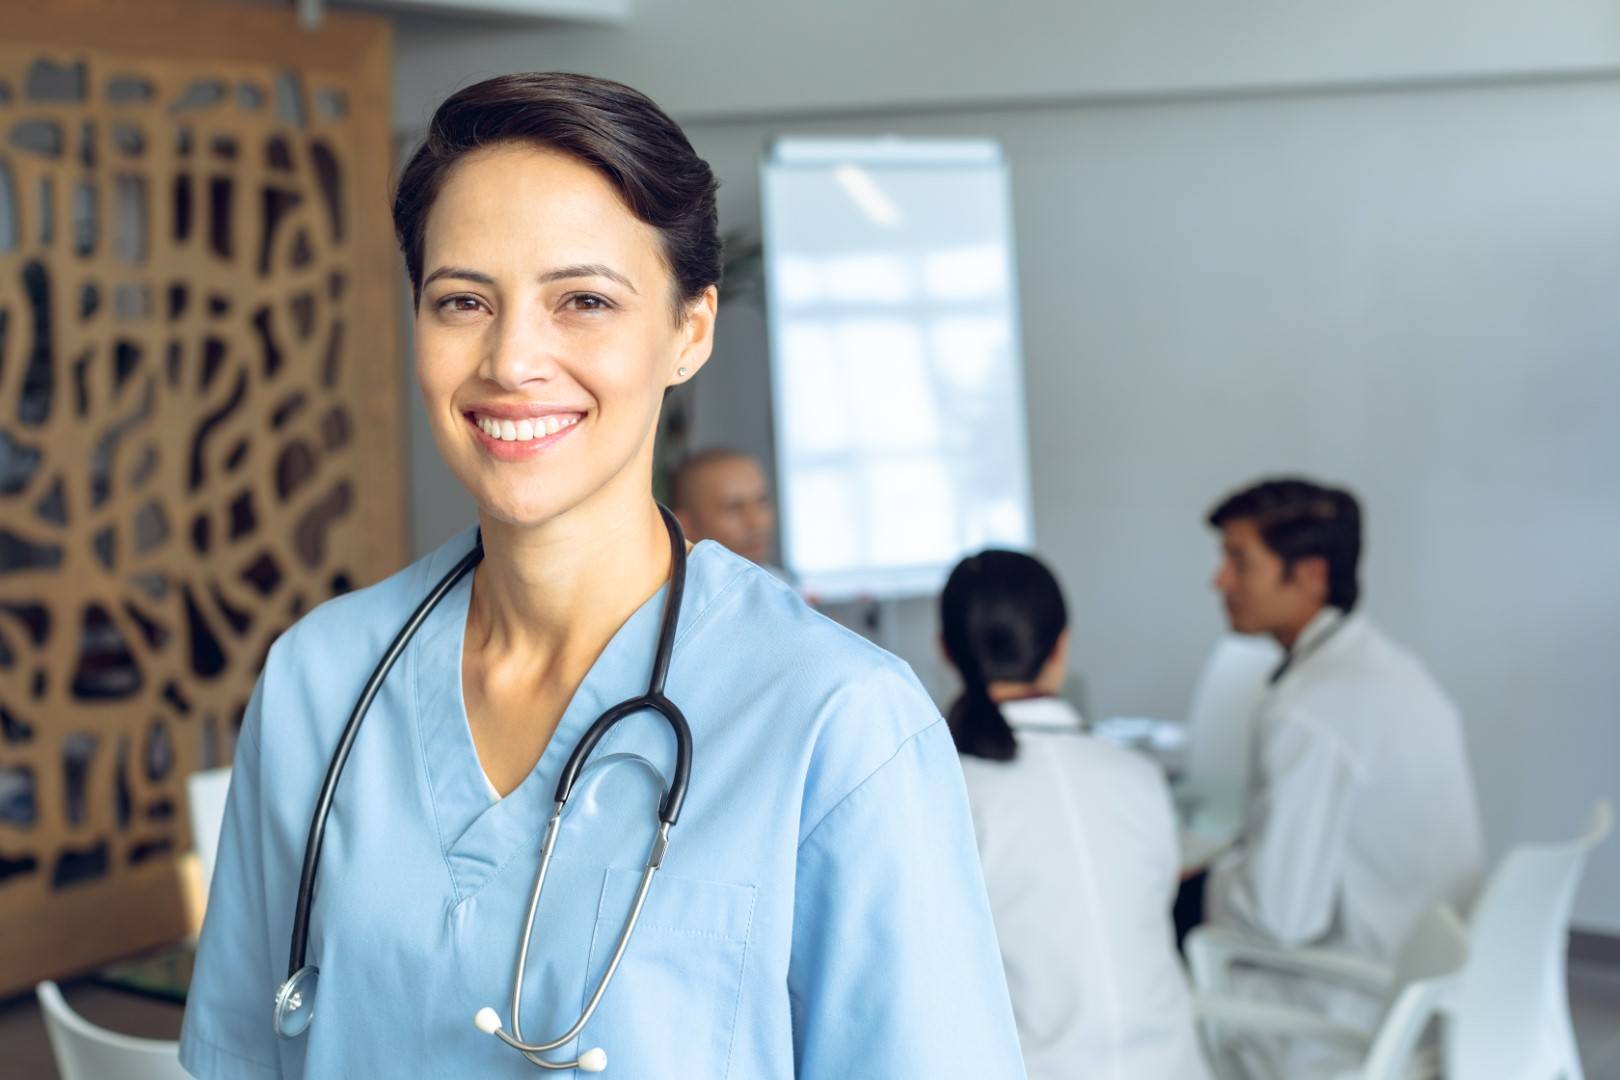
[481,312,561,390]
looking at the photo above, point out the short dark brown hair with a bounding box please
[393,72,721,319]
[1207,477,1363,611]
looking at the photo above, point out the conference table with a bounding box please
[1175,778,1245,875]
[92,938,194,1004]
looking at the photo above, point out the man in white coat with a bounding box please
[1199,478,1484,1078]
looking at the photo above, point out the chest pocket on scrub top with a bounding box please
[581,868,755,1077]
[564,751,756,1077]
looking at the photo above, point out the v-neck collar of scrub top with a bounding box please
[409,532,738,903]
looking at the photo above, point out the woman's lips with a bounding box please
[465,410,583,460]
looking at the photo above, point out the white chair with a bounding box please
[1190,905,1469,1077]
[187,766,232,896]
[1442,802,1609,1079]
[35,980,189,1080]
[1182,634,1280,793]
[1188,801,1613,1079]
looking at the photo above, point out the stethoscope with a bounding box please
[272,505,694,1074]
[1267,607,1347,685]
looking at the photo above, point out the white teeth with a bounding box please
[477,413,580,443]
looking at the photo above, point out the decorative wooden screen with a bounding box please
[0,1,401,996]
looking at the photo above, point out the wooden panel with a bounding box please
[0,0,401,997]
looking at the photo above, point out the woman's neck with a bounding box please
[468,486,673,672]
[985,681,1053,704]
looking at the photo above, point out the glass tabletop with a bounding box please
[1174,778,1245,873]
[92,939,195,1005]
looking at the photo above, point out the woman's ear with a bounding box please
[669,285,718,387]
[1038,628,1071,692]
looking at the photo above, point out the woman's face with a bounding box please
[415,143,715,529]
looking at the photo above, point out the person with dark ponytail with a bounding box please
[941,551,1211,1080]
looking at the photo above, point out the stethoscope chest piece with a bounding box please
[273,965,320,1038]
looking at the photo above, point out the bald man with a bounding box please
[671,448,779,569]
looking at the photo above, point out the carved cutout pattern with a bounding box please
[0,49,374,918]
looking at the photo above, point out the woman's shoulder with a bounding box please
[964,730,1171,806]
[686,542,934,710]
[1039,732,1175,812]
[684,544,947,793]
[260,527,478,683]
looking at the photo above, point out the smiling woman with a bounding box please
[176,72,1026,1080]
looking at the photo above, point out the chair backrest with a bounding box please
[187,766,232,891]
[1390,903,1469,990]
[1444,801,1613,1077]
[35,981,190,1080]
[1182,633,1280,789]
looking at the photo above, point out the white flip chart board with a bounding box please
[761,136,1034,599]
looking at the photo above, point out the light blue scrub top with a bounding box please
[179,531,1025,1078]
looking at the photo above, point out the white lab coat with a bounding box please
[960,697,1211,1080]
[1205,608,1484,1078]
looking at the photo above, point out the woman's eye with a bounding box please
[436,295,485,315]
[565,293,612,313]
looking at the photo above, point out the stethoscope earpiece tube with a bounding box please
[551,505,693,825]
[650,695,693,826]
[553,693,692,826]
[285,535,485,989]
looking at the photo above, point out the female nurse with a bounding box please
[941,551,1209,1080]
[179,73,1023,1079]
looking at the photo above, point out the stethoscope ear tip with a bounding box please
[473,1006,502,1036]
[580,1047,608,1072]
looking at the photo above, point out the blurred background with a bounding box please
[2,0,1617,1076]
[399,0,1620,936]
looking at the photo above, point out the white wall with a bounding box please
[393,9,1620,931]
[393,0,1620,127]
[684,80,1620,931]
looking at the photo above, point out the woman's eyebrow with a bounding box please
[539,263,638,294]
[422,265,495,288]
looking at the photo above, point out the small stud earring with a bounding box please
[677,367,688,377]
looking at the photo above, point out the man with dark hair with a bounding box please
[671,447,782,573]
[1197,477,1483,1078]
